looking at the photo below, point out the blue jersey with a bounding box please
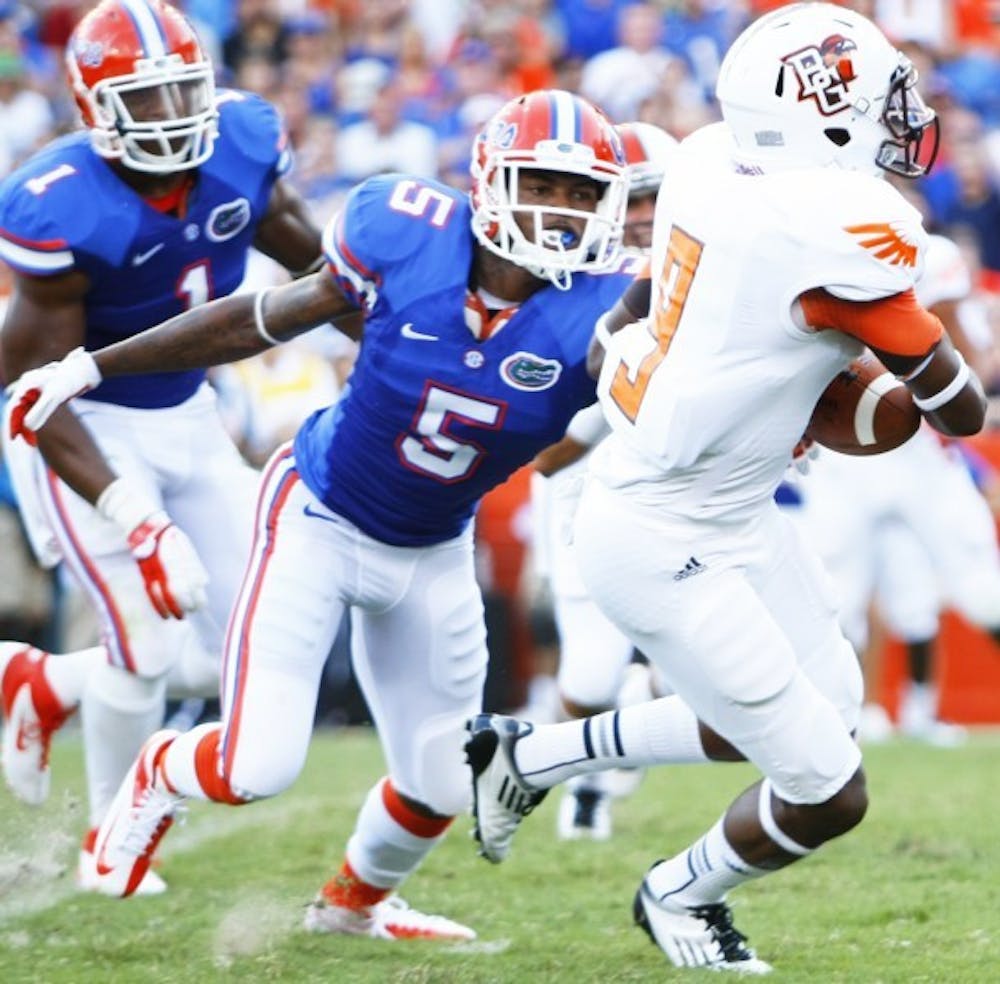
[295,174,635,547]
[0,90,289,409]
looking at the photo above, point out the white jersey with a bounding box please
[917,233,970,309]
[592,122,927,524]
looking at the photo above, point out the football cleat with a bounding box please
[303,894,476,941]
[634,874,772,975]
[92,729,183,898]
[556,786,612,841]
[1,643,75,805]
[465,713,547,863]
[76,827,167,896]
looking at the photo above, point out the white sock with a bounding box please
[82,664,166,827]
[43,646,104,709]
[645,818,767,907]
[514,695,708,788]
[345,779,449,890]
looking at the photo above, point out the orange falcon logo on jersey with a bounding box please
[845,221,918,268]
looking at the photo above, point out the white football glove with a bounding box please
[790,437,820,477]
[5,347,102,443]
[97,479,208,620]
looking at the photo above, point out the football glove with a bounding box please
[97,478,208,620]
[6,347,102,444]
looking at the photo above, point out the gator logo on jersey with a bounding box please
[782,34,857,116]
[845,221,918,268]
[499,352,563,391]
[206,197,251,242]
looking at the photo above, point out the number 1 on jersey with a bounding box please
[609,225,703,423]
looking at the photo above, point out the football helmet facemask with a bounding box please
[66,0,217,174]
[716,2,938,179]
[470,90,629,290]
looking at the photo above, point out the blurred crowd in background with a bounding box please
[4,0,1000,719]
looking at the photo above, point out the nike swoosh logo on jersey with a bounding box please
[132,243,165,266]
[400,322,439,342]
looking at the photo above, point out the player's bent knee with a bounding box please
[751,672,862,806]
[817,767,869,839]
[91,661,167,712]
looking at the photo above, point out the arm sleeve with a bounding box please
[799,287,944,358]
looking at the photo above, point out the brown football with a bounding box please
[805,355,921,455]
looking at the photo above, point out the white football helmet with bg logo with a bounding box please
[716,2,938,179]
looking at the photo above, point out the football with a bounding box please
[805,355,921,455]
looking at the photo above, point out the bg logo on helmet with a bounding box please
[783,34,858,116]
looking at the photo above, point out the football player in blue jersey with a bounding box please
[6,87,636,937]
[0,0,326,895]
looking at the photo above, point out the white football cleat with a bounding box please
[1,643,74,805]
[76,827,167,896]
[92,729,183,898]
[304,894,476,941]
[634,874,772,975]
[465,713,547,863]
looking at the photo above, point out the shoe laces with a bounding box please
[689,902,754,962]
[122,786,185,858]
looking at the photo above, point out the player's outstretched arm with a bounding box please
[7,272,359,437]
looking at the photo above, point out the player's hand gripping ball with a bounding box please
[805,355,921,455]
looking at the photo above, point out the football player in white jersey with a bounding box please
[531,121,676,841]
[793,231,1000,745]
[466,3,986,973]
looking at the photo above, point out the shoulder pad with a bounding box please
[215,88,291,176]
[0,139,98,274]
[321,174,466,308]
[781,171,928,301]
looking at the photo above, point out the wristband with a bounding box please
[913,354,970,412]
[254,287,280,347]
[594,313,613,350]
[96,477,160,534]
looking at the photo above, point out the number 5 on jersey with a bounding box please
[609,225,703,422]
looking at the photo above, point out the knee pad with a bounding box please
[740,671,862,806]
[165,632,219,699]
[89,661,166,714]
[408,714,472,818]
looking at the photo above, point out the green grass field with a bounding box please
[1,726,997,983]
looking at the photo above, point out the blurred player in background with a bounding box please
[794,229,1000,745]
[7,89,635,939]
[0,0,325,894]
[467,4,985,973]
[531,120,674,841]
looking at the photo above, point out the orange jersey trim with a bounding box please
[799,287,943,357]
